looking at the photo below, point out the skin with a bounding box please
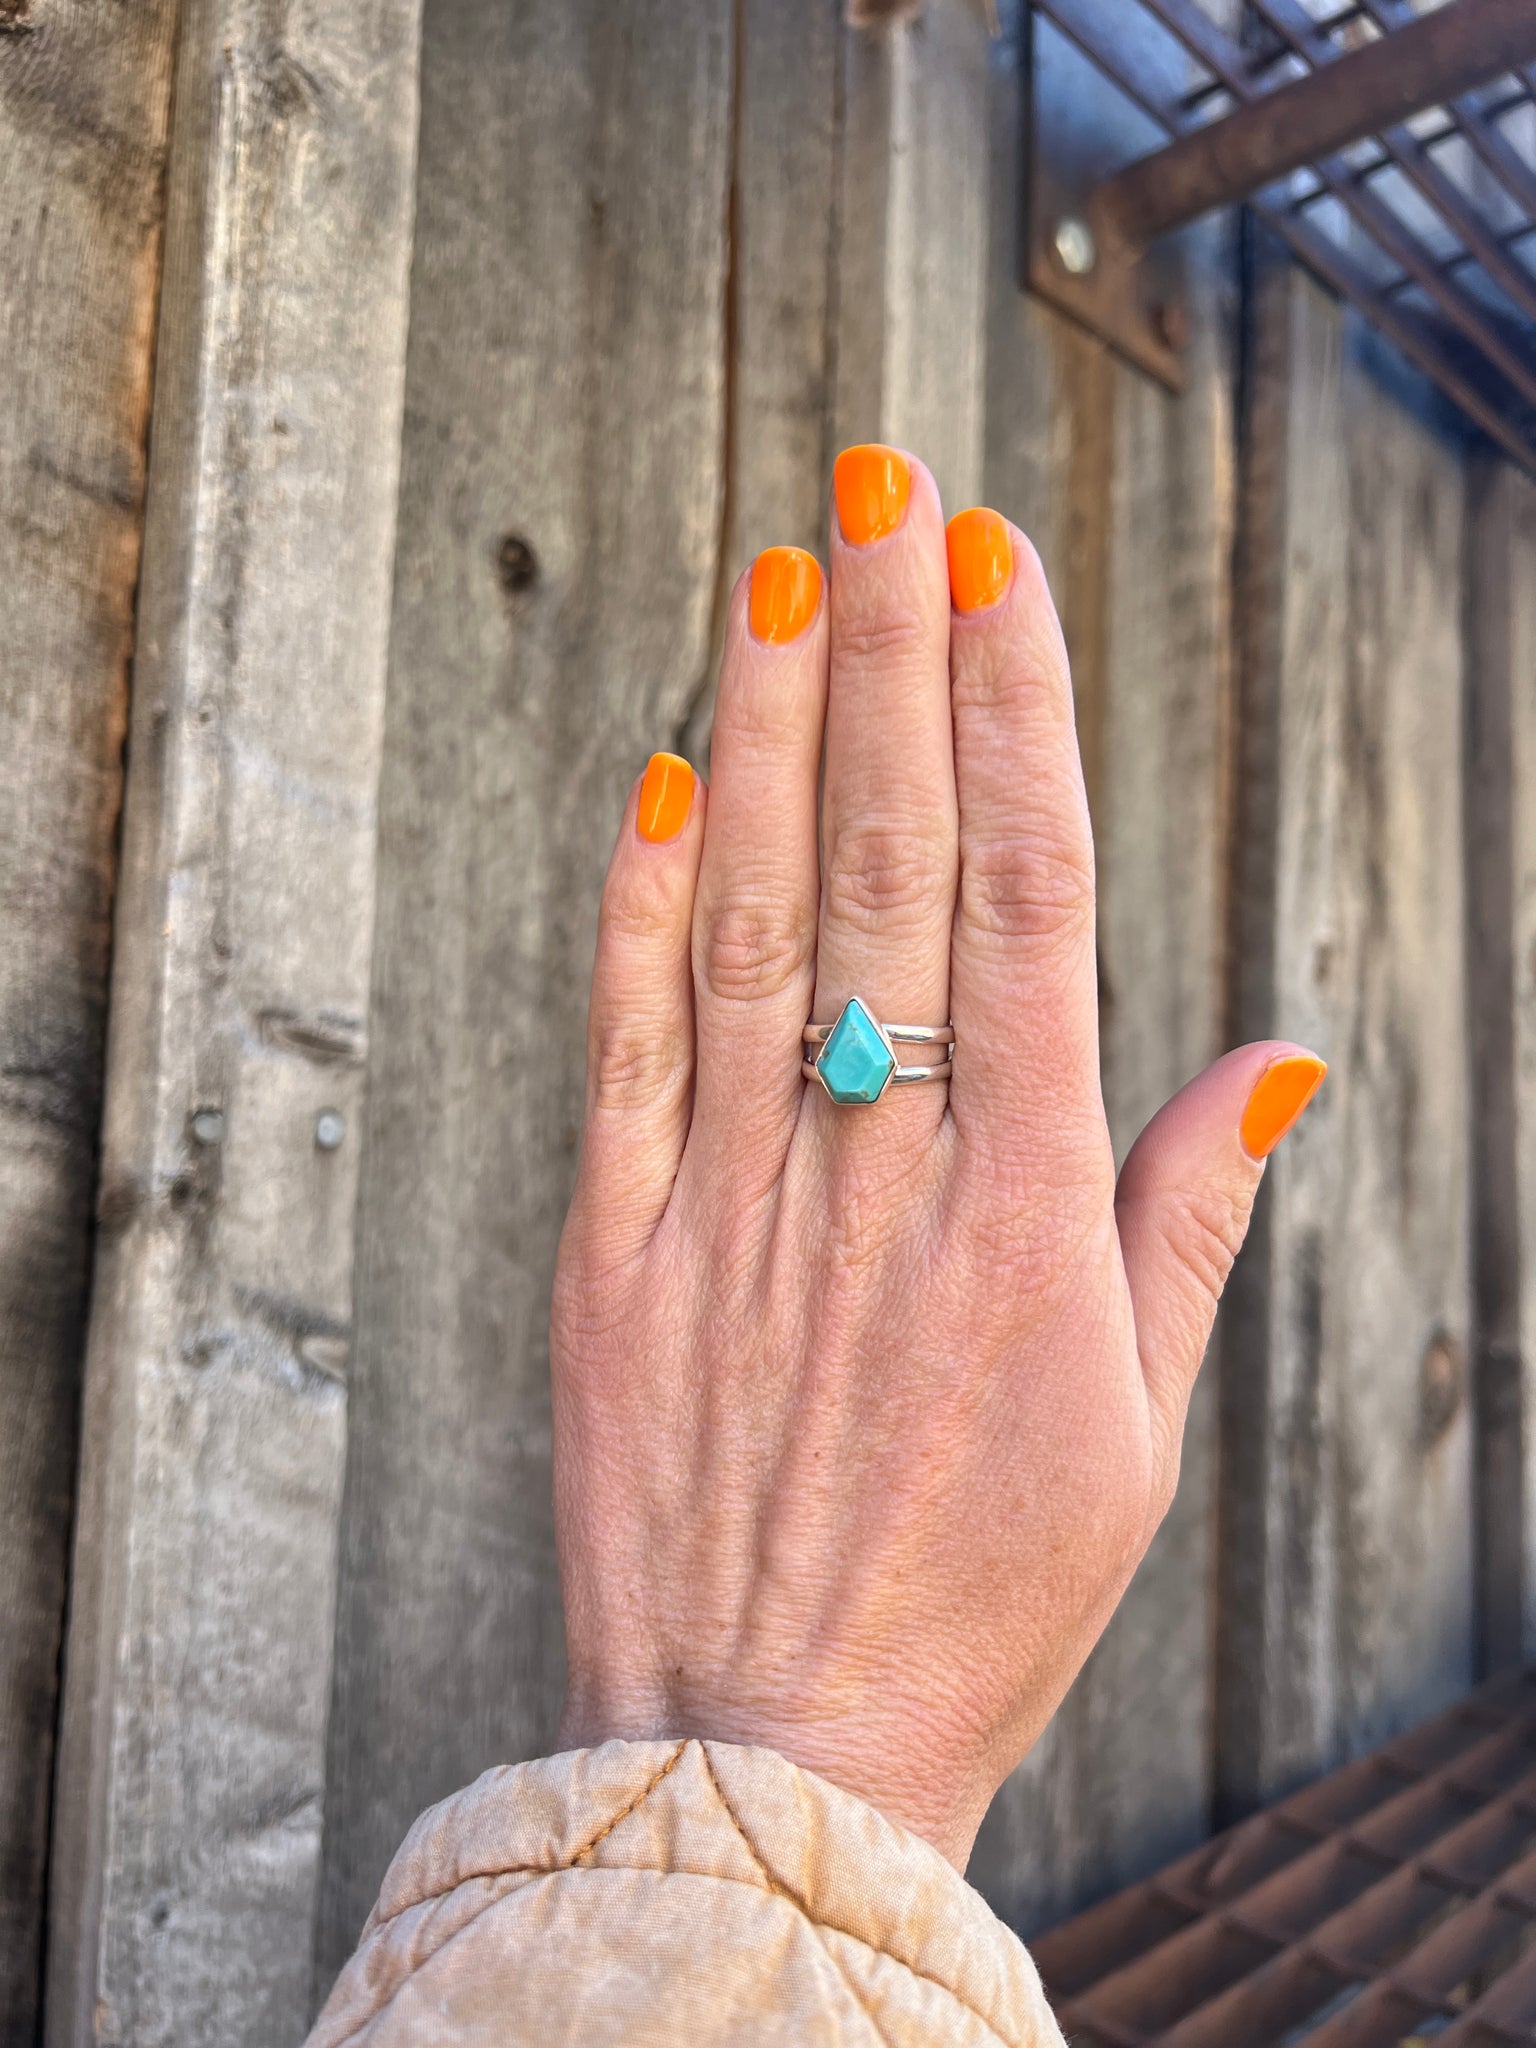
[552,451,1317,1872]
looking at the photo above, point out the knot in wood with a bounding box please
[1419,1329,1465,1446]
[496,533,539,598]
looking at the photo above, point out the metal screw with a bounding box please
[191,1108,225,1146]
[315,1109,346,1151]
[1053,215,1097,277]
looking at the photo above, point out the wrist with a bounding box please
[558,1680,991,1872]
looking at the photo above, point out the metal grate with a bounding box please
[1031,1673,1536,2046]
[1025,0,1536,474]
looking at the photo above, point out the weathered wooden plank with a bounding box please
[968,0,1235,1936]
[1217,255,1473,1819]
[831,0,992,511]
[727,0,841,565]
[44,1,423,2040]
[1512,473,1536,1669]
[1463,449,1527,1676]
[1469,456,1536,1669]
[315,0,734,1993]
[0,3,180,2032]
[682,0,842,764]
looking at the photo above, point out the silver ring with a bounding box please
[801,997,954,1105]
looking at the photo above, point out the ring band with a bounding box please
[801,996,954,1106]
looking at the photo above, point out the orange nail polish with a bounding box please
[1240,1053,1327,1161]
[946,508,1012,613]
[833,444,911,546]
[750,546,822,644]
[637,752,694,844]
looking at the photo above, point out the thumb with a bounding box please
[1115,1041,1326,1445]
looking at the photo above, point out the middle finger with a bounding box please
[809,445,957,1127]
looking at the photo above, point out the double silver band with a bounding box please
[798,1057,955,1086]
[801,1022,955,1049]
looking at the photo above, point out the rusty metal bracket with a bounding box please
[1025,0,1536,471]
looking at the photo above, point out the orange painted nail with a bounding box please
[1240,1053,1327,1161]
[637,752,694,844]
[946,507,1012,613]
[833,444,911,546]
[750,546,822,644]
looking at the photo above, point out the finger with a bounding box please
[1116,1043,1327,1453]
[811,446,956,1122]
[687,548,827,1188]
[945,512,1102,1159]
[571,752,706,1266]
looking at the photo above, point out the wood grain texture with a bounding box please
[831,0,992,510]
[44,1,423,2040]
[1513,473,1536,1669]
[1218,257,1474,1820]
[0,3,180,2033]
[1463,450,1527,1676]
[682,0,842,766]
[967,0,1235,1938]
[315,0,734,1994]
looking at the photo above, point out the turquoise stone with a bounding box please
[815,998,896,1104]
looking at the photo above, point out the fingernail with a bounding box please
[946,507,1012,613]
[637,752,695,844]
[1241,1053,1327,1161]
[750,546,823,644]
[833,444,911,546]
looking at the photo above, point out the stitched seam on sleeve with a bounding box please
[697,1742,1013,2048]
[569,1740,689,1864]
[694,1742,895,2048]
[363,1740,689,1939]
[326,1741,694,2040]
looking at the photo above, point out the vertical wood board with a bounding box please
[1219,265,1473,1817]
[1463,450,1528,1676]
[1498,466,1536,1664]
[831,0,992,512]
[46,1,423,2040]
[683,0,843,766]
[316,0,735,1991]
[0,2,180,2032]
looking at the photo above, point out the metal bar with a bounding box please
[1357,0,1536,221]
[1254,194,1536,474]
[1253,0,1536,323]
[1033,5,1195,137]
[1028,0,1536,473]
[1093,0,1536,248]
[1136,0,1536,409]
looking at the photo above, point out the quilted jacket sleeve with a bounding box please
[306,1737,1068,2046]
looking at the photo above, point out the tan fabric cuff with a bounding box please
[307,1737,1066,2046]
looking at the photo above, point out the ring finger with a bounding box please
[808,445,957,1132]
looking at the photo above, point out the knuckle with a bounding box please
[697,896,816,1007]
[589,1015,690,1116]
[833,607,928,676]
[960,835,1095,947]
[826,820,948,932]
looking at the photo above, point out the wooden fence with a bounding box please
[3,0,1534,2041]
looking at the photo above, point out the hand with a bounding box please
[550,446,1324,1870]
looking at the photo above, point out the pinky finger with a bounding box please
[572,752,705,1267]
